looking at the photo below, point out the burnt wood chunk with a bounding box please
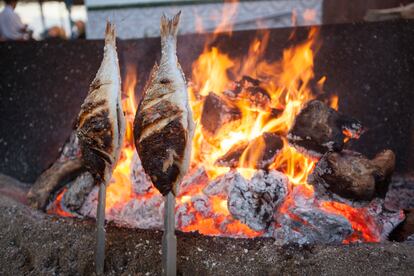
[309,150,396,201]
[27,133,84,210]
[389,209,414,242]
[215,132,283,169]
[288,100,363,157]
[200,92,241,137]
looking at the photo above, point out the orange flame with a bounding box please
[320,201,379,243]
[105,64,141,211]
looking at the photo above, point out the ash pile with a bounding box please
[26,76,412,245]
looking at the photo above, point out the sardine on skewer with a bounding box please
[134,11,194,197]
[133,12,194,275]
[75,22,125,275]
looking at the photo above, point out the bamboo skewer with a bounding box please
[95,182,107,275]
[162,192,177,276]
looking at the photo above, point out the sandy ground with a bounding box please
[0,190,413,276]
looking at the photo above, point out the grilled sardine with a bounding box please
[134,12,195,195]
[76,22,125,185]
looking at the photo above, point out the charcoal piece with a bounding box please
[130,153,154,196]
[63,172,94,211]
[287,100,363,157]
[228,170,288,231]
[271,186,353,245]
[389,209,414,242]
[215,132,283,169]
[200,92,241,137]
[27,132,84,210]
[309,150,396,201]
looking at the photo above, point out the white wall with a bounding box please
[85,0,322,39]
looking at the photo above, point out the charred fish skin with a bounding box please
[76,22,126,185]
[134,12,195,196]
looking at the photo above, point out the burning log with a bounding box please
[288,100,363,157]
[63,172,94,212]
[215,132,283,169]
[27,132,84,210]
[228,170,288,231]
[200,92,241,138]
[309,150,396,201]
[389,209,414,242]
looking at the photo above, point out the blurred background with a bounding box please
[0,0,413,40]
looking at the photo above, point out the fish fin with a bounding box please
[160,11,181,45]
[105,21,116,47]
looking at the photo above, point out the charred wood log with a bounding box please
[389,209,414,242]
[215,132,283,169]
[228,170,288,231]
[201,92,242,138]
[27,132,84,210]
[309,150,396,201]
[288,100,363,157]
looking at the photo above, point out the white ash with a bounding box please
[115,195,164,229]
[176,203,195,229]
[365,198,405,241]
[63,171,94,212]
[271,186,353,245]
[384,174,414,211]
[177,167,209,196]
[228,170,288,231]
[203,170,240,197]
[130,153,154,196]
[79,185,99,218]
[192,194,212,217]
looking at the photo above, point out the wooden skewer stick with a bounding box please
[162,192,177,276]
[95,182,107,275]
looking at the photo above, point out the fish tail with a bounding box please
[105,21,116,47]
[160,11,181,47]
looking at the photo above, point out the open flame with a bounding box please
[51,11,384,243]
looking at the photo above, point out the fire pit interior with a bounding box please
[0,13,413,275]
